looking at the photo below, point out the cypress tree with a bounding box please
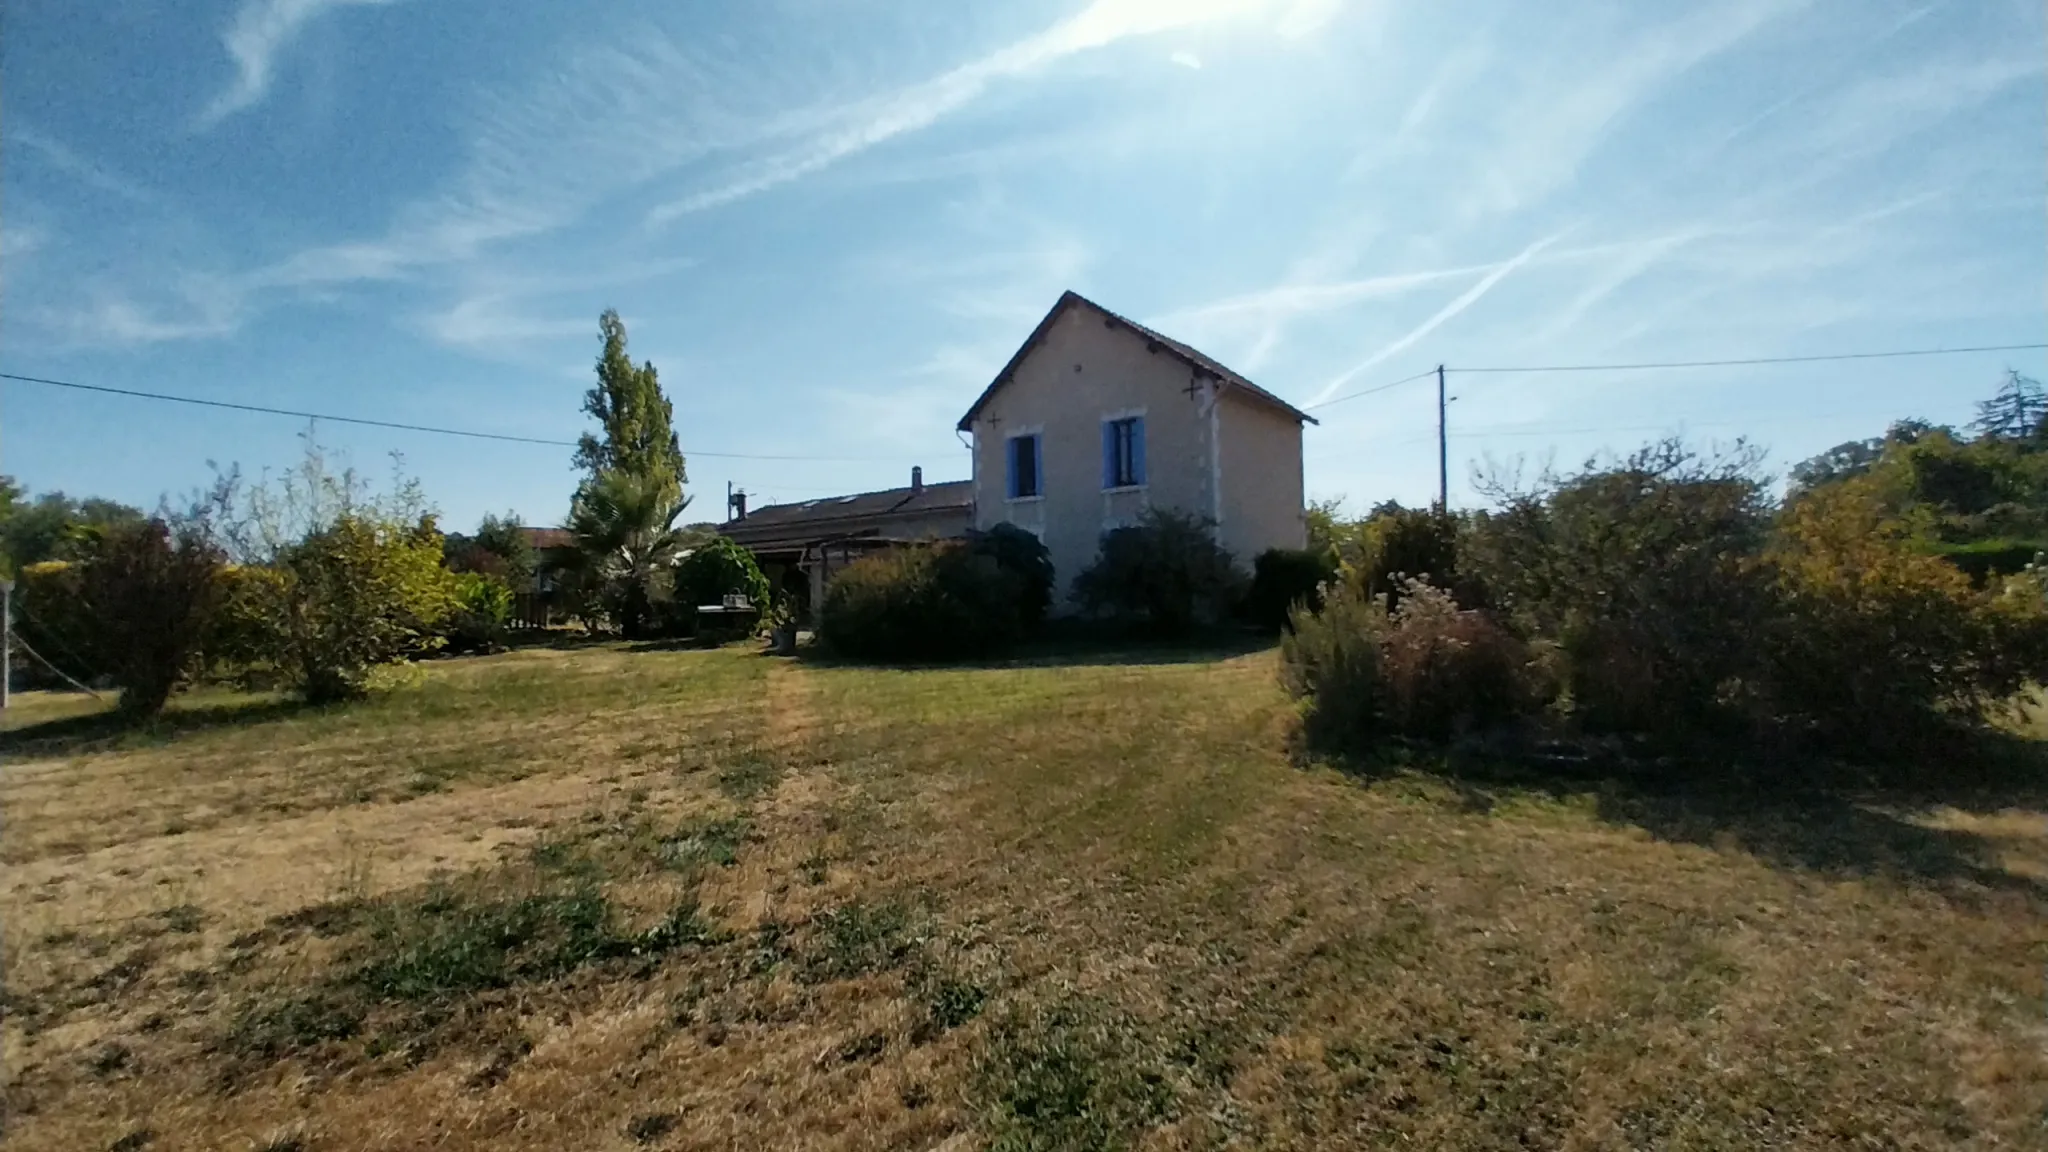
[574,309,687,504]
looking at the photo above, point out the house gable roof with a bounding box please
[954,290,1319,432]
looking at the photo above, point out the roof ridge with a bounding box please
[955,290,1316,430]
[744,476,969,514]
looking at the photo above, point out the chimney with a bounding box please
[731,489,748,520]
[911,466,924,495]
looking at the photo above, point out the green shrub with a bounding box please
[1933,539,2044,586]
[249,515,458,704]
[820,542,1029,662]
[665,538,772,637]
[1282,580,1538,752]
[1279,580,1390,752]
[14,560,96,687]
[1071,510,1242,636]
[1464,441,1773,738]
[1760,479,2048,746]
[968,523,1056,626]
[442,512,536,586]
[1241,547,1337,631]
[444,572,515,655]
[1349,502,1462,610]
[206,565,292,687]
[72,520,227,718]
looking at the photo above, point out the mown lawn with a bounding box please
[3,644,2045,1150]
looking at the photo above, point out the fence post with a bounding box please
[2,576,13,713]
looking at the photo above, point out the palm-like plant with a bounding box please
[564,471,691,638]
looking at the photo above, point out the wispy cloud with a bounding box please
[1159,263,1498,329]
[1529,227,1708,343]
[1310,232,1566,402]
[10,126,163,205]
[648,0,1345,221]
[199,0,405,128]
[88,0,1336,343]
[1451,0,1803,219]
[1,224,46,260]
[37,277,247,344]
[420,255,699,357]
[1171,51,1204,69]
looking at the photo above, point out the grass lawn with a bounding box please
[3,644,2045,1150]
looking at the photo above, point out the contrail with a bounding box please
[1308,231,1566,404]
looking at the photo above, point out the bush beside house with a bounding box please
[1071,510,1243,637]
[819,527,1053,663]
[1241,546,1338,631]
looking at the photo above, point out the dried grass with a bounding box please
[4,643,2044,1149]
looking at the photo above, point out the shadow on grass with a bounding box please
[500,629,615,652]
[796,624,1280,672]
[0,696,317,761]
[1323,734,2048,902]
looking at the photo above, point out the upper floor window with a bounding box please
[1102,415,1146,489]
[1007,433,1042,499]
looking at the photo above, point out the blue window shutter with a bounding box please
[1032,435,1044,496]
[1102,421,1117,489]
[1131,416,1146,485]
[1006,438,1019,498]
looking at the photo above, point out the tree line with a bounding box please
[1280,369,2048,776]
[4,309,770,720]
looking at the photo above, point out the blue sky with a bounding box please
[4,0,2043,530]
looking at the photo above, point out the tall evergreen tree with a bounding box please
[1972,369,2048,441]
[574,310,687,504]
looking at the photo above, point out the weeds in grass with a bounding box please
[714,750,782,801]
[659,818,750,870]
[909,958,989,1042]
[227,852,722,1063]
[801,901,923,983]
[352,885,619,1001]
[625,1112,678,1143]
[85,1040,133,1077]
[155,903,205,934]
[226,992,366,1058]
[972,994,1175,1152]
[837,1029,890,1063]
[87,947,157,998]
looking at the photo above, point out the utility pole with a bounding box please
[1436,364,1449,512]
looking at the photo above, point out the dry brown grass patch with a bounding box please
[6,642,2046,1149]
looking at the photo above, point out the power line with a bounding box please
[1301,368,1438,411]
[1451,342,2048,375]
[0,371,925,463]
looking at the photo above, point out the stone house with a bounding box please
[719,289,1314,616]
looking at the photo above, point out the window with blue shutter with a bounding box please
[1007,434,1041,498]
[1103,417,1145,488]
